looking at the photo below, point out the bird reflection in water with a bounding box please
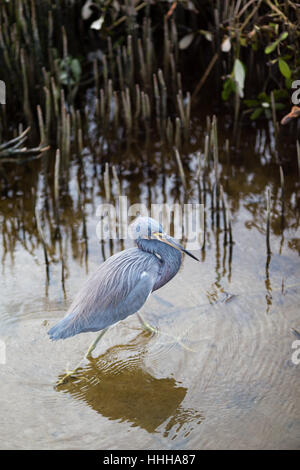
[56,332,204,435]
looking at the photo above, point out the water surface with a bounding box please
[0,114,299,449]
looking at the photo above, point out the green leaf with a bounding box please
[71,59,81,82]
[269,22,277,30]
[278,58,291,79]
[199,29,213,42]
[274,103,286,110]
[265,41,279,54]
[244,99,260,108]
[222,77,236,101]
[59,71,68,85]
[250,108,263,120]
[278,31,289,42]
[265,31,288,55]
[233,58,245,98]
[265,41,277,54]
[285,77,293,89]
[273,89,288,100]
[258,92,269,102]
[57,55,81,86]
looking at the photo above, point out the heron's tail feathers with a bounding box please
[48,313,77,340]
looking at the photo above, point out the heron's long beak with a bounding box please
[153,232,199,261]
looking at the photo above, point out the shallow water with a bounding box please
[0,114,300,449]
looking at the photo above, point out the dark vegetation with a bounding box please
[0,1,299,283]
[0,0,299,160]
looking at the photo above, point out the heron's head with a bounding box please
[129,216,199,261]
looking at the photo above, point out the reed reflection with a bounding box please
[0,119,299,303]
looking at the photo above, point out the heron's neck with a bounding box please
[136,238,182,291]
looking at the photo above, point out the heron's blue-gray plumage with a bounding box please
[48,217,187,341]
[136,238,182,291]
[48,241,182,340]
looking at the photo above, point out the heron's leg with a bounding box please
[57,328,109,386]
[57,359,84,386]
[137,313,158,334]
[85,328,109,358]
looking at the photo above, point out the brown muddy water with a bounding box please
[0,113,300,450]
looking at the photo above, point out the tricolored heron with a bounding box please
[48,216,199,383]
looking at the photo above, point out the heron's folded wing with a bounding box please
[48,249,159,340]
[91,271,155,330]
